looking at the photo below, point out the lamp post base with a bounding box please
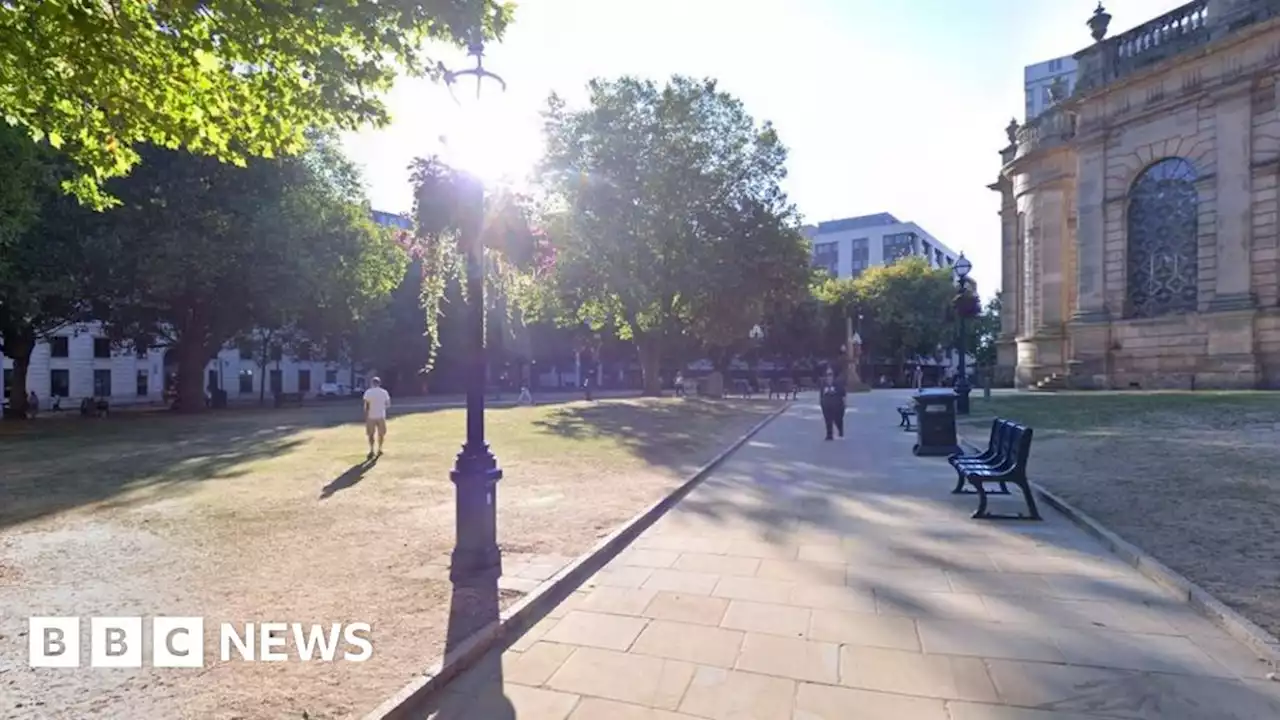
[954,381,972,415]
[450,449,503,583]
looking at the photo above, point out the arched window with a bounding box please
[1126,158,1199,318]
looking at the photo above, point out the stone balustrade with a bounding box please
[1076,0,1211,93]
[1013,107,1077,160]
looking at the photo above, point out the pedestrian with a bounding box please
[362,377,391,461]
[818,367,846,440]
[518,384,534,405]
[674,371,685,397]
[27,390,38,418]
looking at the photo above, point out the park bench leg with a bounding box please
[969,478,1043,521]
[1018,480,1043,521]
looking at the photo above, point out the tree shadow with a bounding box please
[630,396,1280,712]
[529,396,779,476]
[0,393,630,532]
[318,457,378,500]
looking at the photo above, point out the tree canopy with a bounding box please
[0,0,512,208]
[814,256,955,370]
[528,75,811,393]
[86,138,405,411]
[0,125,96,416]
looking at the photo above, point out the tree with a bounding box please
[970,292,1002,370]
[815,257,954,377]
[531,75,803,394]
[0,123,95,417]
[87,141,405,412]
[0,0,512,208]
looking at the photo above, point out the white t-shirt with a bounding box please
[363,387,391,420]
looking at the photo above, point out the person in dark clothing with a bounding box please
[818,367,846,440]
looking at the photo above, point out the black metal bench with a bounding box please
[948,418,1015,496]
[273,391,304,408]
[958,420,1041,521]
[897,405,917,431]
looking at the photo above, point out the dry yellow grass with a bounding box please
[0,396,778,720]
[962,391,1280,639]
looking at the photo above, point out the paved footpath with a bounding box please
[425,391,1280,719]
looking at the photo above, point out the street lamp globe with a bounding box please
[954,253,973,280]
[749,324,764,340]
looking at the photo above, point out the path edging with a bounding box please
[363,401,792,720]
[958,434,1280,672]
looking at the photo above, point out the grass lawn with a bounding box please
[959,391,1280,639]
[0,396,779,720]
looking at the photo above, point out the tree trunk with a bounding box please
[636,336,663,396]
[3,329,35,419]
[176,339,208,413]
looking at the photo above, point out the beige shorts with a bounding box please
[365,418,387,434]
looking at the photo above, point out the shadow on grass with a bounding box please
[0,391,647,532]
[528,396,779,475]
[319,457,379,500]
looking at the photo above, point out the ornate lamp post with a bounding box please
[953,254,974,415]
[443,36,507,584]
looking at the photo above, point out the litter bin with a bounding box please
[912,388,960,457]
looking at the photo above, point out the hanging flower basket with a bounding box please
[953,292,981,318]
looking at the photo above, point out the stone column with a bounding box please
[1072,144,1108,321]
[1037,186,1067,328]
[998,206,1018,338]
[1209,88,1255,311]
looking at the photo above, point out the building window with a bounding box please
[238,341,254,360]
[324,369,338,384]
[93,369,112,397]
[849,239,870,274]
[269,369,283,394]
[296,343,312,361]
[935,249,944,267]
[50,336,69,358]
[298,369,311,393]
[50,369,70,397]
[136,370,149,397]
[1126,157,1199,318]
[269,345,283,362]
[93,337,111,359]
[135,344,148,360]
[882,233,915,264]
[3,368,11,398]
[238,369,254,394]
[811,241,839,276]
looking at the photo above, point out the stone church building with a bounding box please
[994,0,1280,389]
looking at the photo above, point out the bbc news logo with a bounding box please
[28,617,372,668]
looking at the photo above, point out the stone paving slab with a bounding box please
[422,392,1280,719]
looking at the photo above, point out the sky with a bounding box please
[342,0,1190,297]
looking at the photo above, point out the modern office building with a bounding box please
[1024,55,1078,121]
[0,210,408,408]
[802,212,959,279]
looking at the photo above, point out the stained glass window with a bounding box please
[1126,158,1199,318]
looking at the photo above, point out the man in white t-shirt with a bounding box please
[362,377,391,460]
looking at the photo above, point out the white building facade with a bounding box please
[1024,55,1078,121]
[1,323,364,408]
[803,212,959,279]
